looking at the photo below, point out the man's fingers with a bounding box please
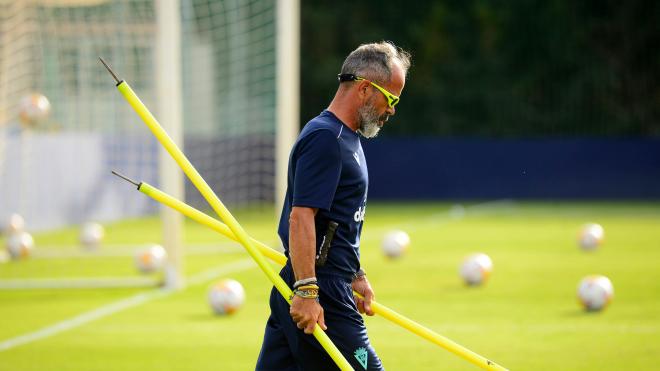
[364,301,374,316]
[356,298,365,314]
[353,295,361,310]
[318,309,327,331]
[304,322,315,334]
[364,291,375,316]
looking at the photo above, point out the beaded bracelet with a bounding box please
[293,287,319,300]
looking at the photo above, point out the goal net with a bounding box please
[0,0,288,288]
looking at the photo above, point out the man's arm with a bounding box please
[289,206,318,281]
[288,206,326,334]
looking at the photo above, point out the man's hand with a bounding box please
[352,275,376,316]
[289,295,327,334]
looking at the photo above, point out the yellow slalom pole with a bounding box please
[131,179,508,371]
[102,61,353,371]
[137,181,287,267]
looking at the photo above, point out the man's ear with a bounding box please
[357,80,371,101]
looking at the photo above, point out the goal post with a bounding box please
[275,0,300,216]
[156,0,185,290]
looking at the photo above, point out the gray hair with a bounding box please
[340,41,412,85]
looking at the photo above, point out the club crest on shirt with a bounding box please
[354,347,368,369]
[353,152,360,166]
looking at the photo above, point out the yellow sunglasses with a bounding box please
[338,73,400,108]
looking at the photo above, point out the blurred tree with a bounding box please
[300,0,659,137]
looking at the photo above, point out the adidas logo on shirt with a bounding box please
[354,206,366,222]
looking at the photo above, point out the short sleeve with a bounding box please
[292,129,342,211]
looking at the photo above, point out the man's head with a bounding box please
[336,41,411,138]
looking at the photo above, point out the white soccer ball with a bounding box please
[578,223,604,251]
[5,213,25,235]
[578,275,613,311]
[134,244,167,273]
[6,231,34,260]
[382,230,410,258]
[208,279,245,315]
[459,253,493,286]
[18,93,51,127]
[79,222,105,250]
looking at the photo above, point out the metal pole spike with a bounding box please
[99,57,121,84]
[111,170,141,189]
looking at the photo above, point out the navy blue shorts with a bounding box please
[256,264,384,371]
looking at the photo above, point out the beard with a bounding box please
[356,99,387,138]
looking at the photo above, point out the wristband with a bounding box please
[293,277,317,289]
[295,284,319,291]
[353,268,366,281]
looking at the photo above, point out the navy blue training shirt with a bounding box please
[278,110,368,277]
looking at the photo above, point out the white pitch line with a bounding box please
[32,242,247,259]
[0,277,160,290]
[363,199,517,237]
[0,288,171,352]
[424,198,517,223]
[0,258,255,352]
[186,259,256,286]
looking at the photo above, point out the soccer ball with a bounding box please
[79,222,105,250]
[4,213,25,235]
[208,279,245,315]
[134,244,167,273]
[578,223,604,251]
[382,230,410,258]
[578,275,613,311]
[18,93,51,127]
[6,231,34,260]
[459,253,493,286]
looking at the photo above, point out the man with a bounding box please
[257,41,411,371]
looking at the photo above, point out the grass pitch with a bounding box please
[0,201,659,370]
